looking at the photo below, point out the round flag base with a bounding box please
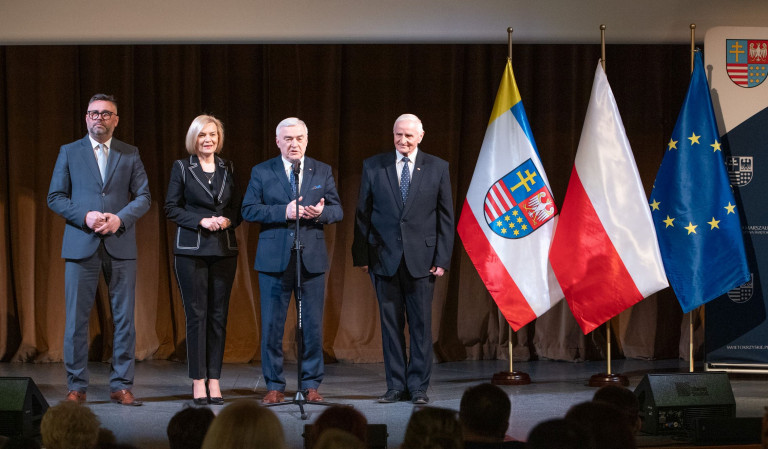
[588,372,629,387]
[491,371,531,385]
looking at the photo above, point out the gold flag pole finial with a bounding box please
[690,24,696,74]
[600,25,607,72]
[507,27,513,63]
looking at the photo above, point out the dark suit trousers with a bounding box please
[258,253,325,392]
[64,242,137,392]
[174,255,237,379]
[371,260,435,394]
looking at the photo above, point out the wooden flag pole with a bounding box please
[491,27,531,386]
[689,23,696,374]
[588,25,628,388]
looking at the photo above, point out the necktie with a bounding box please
[97,144,107,182]
[289,168,297,197]
[400,156,410,204]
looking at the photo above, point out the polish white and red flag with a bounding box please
[458,60,564,331]
[549,62,668,334]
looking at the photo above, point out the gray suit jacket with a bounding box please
[48,135,151,260]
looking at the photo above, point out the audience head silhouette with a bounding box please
[167,406,215,449]
[592,384,642,434]
[459,383,511,443]
[402,406,463,449]
[313,428,366,449]
[526,418,590,449]
[565,401,636,449]
[310,405,368,448]
[200,400,285,449]
[40,401,100,449]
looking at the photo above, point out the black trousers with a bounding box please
[371,260,435,394]
[173,254,237,379]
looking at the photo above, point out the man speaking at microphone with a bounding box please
[242,117,343,404]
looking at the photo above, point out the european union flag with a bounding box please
[649,51,750,313]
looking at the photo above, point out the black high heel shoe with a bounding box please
[207,379,224,405]
[193,381,208,405]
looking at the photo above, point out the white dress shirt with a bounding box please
[282,156,305,194]
[89,136,112,161]
[395,148,417,186]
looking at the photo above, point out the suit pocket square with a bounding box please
[311,185,322,190]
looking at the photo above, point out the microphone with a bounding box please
[292,161,301,175]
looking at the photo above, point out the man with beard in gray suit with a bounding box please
[48,93,150,406]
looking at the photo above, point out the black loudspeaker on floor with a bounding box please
[0,377,50,443]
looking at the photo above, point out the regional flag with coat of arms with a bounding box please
[457,59,564,331]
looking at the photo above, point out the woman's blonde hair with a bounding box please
[185,114,224,155]
[200,400,285,449]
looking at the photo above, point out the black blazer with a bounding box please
[352,150,454,278]
[165,155,241,256]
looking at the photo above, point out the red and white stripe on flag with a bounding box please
[549,62,668,334]
[484,179,515,222]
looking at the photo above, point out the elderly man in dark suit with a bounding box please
[47,93,151,406]
[241,117,343,404]
[352,113,454,405]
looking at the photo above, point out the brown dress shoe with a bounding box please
[306,388,323,402]
[65,390,86,404]
[110,389,143,406]
[262,390,285,404]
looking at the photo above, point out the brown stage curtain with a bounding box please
[0,43,696,367]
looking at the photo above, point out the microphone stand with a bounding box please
[265,160,336,420]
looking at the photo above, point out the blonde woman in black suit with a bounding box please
[165,115,241,405]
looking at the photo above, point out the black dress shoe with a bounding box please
[411,390,429,404]
[208,396,224,405]
[193,397,208,406]
[377,389,405,403]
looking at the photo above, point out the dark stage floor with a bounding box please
[1,358,766,448]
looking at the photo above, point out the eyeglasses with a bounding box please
[86,110,117,120]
